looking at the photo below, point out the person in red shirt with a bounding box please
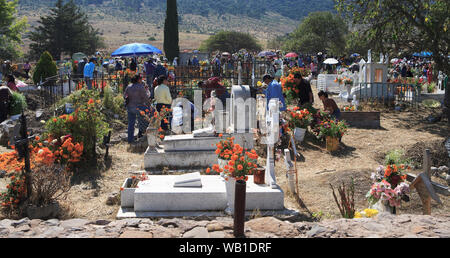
[6,75,18,92]
[426,63,433,84]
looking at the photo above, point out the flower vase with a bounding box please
[326,136,339,152]
[218,158,229,177]
[146,127,159,149]
[294,127,307,142]
[371,200,395,214]
[345,83,353,101]
[254,168,265,185]
[225,177,236,215]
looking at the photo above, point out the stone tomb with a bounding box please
[143,132,253,170]
[144,85,255,171]
[117,174,285,218]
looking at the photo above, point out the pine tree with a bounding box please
[0,0,27,60]
[164,0,180,63]
[29,0,104,61]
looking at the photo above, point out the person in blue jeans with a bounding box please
[83,58,96,90]
[124,75,151,143]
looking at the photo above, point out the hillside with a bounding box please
[16,0,335,52]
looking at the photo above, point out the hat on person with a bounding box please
[262,74,273,81]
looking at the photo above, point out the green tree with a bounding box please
[0,0,27,60]
[28,0,104,61]
[164,0,180,62]
[32,51,57,85]
[335,0,450,121]
[200,31,262,53]
[282,11,349,56]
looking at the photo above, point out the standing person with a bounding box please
[318,91,341,119]
[154,61,168,79]
[154,75,173,131]
[83,58,96,90]
[124,75,151,144]
[310,61,318,79]
[0,86,12,123]
[6,75,18,92]
[77,58,87,80]
[427,63,433,84]
[23,61,31,78]
[130,58,137,72]
[294,73,314,107]
[144,58,156,87]
[263,74,286,112]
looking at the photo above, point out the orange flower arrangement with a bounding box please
[215,137,235,160]
[210,138,258,182]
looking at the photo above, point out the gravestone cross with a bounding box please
[410,149,442,215]
[14,113,33,198]
[265,99,279,189]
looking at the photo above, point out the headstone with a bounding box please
[173,172,202,188]
[229,85,255,133]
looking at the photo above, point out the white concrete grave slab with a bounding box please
[132,175,284,213]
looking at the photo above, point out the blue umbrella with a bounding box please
[350,53,360,57]
[258,51,276,57]
[111,43,162,57]
[413,51,433,57]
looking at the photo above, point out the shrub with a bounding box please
[28,164,71,207]
[9,92,27,116]
[103,86,114,111]
[32,51,57,85]
[385,149,410,166]
[112,94,125,115]
[330,178,355,219]
[45,96,109,162]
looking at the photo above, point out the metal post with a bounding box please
[233,180,246,238]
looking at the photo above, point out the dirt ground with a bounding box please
[1,96,449,221]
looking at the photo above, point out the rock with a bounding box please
[11,218,30,227]
[157,218,180,228]
[0,119,19,146]
[40,226,65,238]
[362,222,387,233]
[207,222,232,232]
[183,227,209,238]
[94,219,111,226]
[0,219,13,228]
[120,231,153,238]
[246,217,298,237]
[438,166,449,174]
[411,226,427,235]
[44,219,60,227]
[306,225,328,237]
[123,218,142,228]
[30,219,42,228]
[0,170,6,178]
[106,192,120,206]
[15,224,31,232]
[209,231,226,238]
[60,219,90,229]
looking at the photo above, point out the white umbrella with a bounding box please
[390,58,399,63]
[323,58,339,65]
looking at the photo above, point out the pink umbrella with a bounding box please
[285,52,298,58]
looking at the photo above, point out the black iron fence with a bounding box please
[36,61,275,106]
[356,82,421,108]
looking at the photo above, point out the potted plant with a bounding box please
[210,143,258,215]
[120,173,149,208]
[366,165,410,214]
[215,136,234,177]
[317,119,348,152]
[141,106,170,148]
[287,107,313,142]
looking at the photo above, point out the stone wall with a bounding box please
[0,213,449,238]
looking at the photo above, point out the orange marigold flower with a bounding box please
[206,168,211,174]
[88,99,94,105]
[237,165,243,171]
